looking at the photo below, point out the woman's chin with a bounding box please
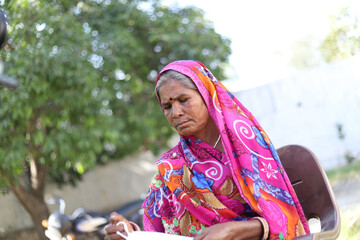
[177,127,195,137]
[178,130,192,136]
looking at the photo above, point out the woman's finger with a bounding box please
[104,233,127,240]
[104,224,127,235]
[109,212,127,224]
[109,212,134,232]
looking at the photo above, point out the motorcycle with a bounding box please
[42,195,144,240]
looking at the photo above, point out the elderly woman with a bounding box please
[104,60,309,240]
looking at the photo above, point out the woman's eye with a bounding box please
[180,98,189,103]
[163,105,171,110]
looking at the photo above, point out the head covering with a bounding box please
[143,60,309,239]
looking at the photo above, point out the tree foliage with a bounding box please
[289,36,322,70]
[0,0,230,238]
[319,7,360,62]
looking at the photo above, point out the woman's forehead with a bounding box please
[159,80,200,102]
[159,80,195,96]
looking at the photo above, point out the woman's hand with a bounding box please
[103,212,134,240]
[194,219,263,240]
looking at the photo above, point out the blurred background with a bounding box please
[0,0,359,239]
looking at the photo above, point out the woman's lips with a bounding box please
[176,120,190,128]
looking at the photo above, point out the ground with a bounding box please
[333,177,360,209]
[332,177,360,239]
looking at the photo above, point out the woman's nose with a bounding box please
[171,103,184,118]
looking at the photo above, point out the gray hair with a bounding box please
[155,70,198,97]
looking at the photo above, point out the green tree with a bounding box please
[319,7,360,62]
[0,0,231,238]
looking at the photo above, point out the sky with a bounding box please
[163,0,360,90]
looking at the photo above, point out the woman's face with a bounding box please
[158,78,212,138]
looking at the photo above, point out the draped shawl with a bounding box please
[142,60,309,239]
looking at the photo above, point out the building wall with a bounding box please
[234,55,360,169]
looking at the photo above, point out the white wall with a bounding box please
[233,55,360,170]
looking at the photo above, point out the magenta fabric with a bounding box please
[142,60,309,239]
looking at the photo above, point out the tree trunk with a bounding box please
[10,157,50,240]
[7,112,52,239]
[11,183,50,240]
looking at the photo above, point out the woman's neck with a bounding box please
[194,119,224,153]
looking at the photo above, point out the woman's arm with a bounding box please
[194,218,268,240]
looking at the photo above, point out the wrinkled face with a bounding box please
[158,79,212,138]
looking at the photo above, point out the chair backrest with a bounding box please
[277,145,341,240]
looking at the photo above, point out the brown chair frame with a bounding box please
[277,145,341,240]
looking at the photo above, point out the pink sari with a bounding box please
[142,60,309,239]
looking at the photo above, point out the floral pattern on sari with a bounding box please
[142,60,309,239]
